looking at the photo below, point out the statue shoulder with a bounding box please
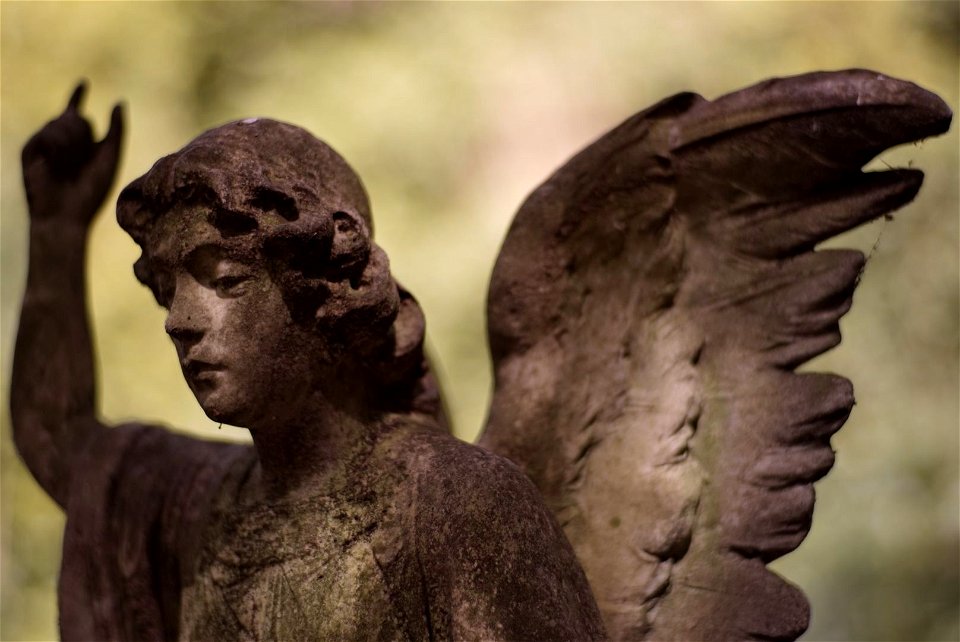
[60,423,256,640]
[393,427,540,511]
[380,424,606,641]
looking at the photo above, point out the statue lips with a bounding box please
[182,359,224,390]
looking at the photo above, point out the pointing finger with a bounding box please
[90,102,125,191]
[67,81,87,113]
[98,103,125,159]
[106,103,124,140]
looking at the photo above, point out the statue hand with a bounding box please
[22,82,124,227]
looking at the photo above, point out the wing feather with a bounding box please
[480,70,950,640]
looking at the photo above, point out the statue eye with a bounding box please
[211,274,252,296]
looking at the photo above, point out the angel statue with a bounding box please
[12,70,950,642]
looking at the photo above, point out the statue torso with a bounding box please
[181,491,406,641]
[180,419,427,642]
[60,418,605,642]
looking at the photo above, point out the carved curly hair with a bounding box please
[117,119,441,416]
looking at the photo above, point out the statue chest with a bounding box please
[179,494,408,641]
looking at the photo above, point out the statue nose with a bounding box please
[164,281,208,344]
[165,318,203,344]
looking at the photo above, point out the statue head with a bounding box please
[117,119,432,426]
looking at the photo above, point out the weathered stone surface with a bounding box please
[479,70,951,640]
[12,72,951,642]
[14,95,604,641]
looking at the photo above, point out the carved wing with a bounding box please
[477,70,951,641]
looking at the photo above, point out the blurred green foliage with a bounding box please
[1,2,956,640]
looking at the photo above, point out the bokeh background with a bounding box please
[1,2,957,640]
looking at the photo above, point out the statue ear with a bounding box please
[327,210,370,285]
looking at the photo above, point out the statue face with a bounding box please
[146,207,322,428]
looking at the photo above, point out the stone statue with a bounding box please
[11,71,950,641]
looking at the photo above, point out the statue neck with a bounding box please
[247,392,387,503]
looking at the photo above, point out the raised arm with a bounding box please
[11,83,124,508]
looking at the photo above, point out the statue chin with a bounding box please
[189,379,253,428]
[196,396,239,426]
[198,402,239,426]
